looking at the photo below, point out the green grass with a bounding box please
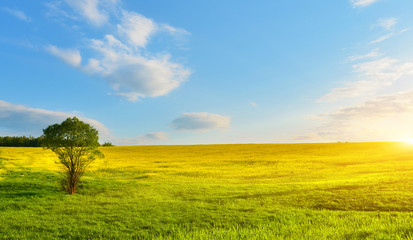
[1,143,413,239]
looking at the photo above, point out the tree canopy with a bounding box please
[42,117,104,194]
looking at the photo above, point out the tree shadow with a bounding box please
[0,169,62,200]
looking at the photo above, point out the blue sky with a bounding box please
[1,0,413,145]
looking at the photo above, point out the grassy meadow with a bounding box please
[1,142,413,239]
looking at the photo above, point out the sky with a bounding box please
[1,0,413,145]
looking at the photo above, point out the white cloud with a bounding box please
[323,91,413,120]
[370,28,408,44]
[46,45,82,67]
[250,102,258,107]
[117,11,156,48]
[170,112,231,132]
[351,0,380,7]
[44,1,80,21]
[369,18,407,44]
[46,2,191,101]
[348,49,381,62]
[83,34,190,101]
[161,24,191,35]
[0,100,110,140]
[399,28,409,34]
[2,7,31,22]
[374,18,397,31]
[318,57,413,102]
[64,0,109,26]
[370,33,394,44]
[113,132,168,145]
[298,90,413,142]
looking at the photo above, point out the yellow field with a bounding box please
[3,142,413,179]
[3,142,413,201]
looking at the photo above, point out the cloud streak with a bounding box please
[370,33,394,44]
[46,45,82,67]
[170,112,231,132]
[2,7,31,22]
[298,90,413,142]
[351,0,380,7]
[348,49,381,62]
[374,18,397,31]
[368,18,408,44]
[113,132,168,145]
[318,57,413,102]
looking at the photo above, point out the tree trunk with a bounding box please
[66,172,78,194]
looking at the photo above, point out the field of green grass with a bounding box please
[2,142,413,239]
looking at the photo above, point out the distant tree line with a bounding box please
[0,136,114,147]
[0,136,43,147]
[101,142,114,146]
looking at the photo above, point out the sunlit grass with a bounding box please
[1,142,413,239]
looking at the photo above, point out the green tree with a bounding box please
[42,117,104,194]
[101,142,114,147]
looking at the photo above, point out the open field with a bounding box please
[2,142,413,239]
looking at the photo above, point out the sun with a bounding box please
[405,139,413,144]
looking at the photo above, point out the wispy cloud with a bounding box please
[45,1,190,101]
[0,100,110,140]
[170,112,231,132]
[161,24,191,35]
[348,49,381,62]
[374,17,397,31]
[302,9,412,142]
[318,57,413,102]
[2,7,31,22]
[46,45,82,67]
[369,18,408,44]
[250,102,258,107]
[370,33,394,44]
[45,0,115,26]
[64,0,109,26]
[44,1,80,21]
[298,90,413,141]
[351,0,380,8]
[370,29,408,44]
[113,132,168,145]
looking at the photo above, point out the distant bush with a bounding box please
[101,142,114,147]
[0,136,43,147]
